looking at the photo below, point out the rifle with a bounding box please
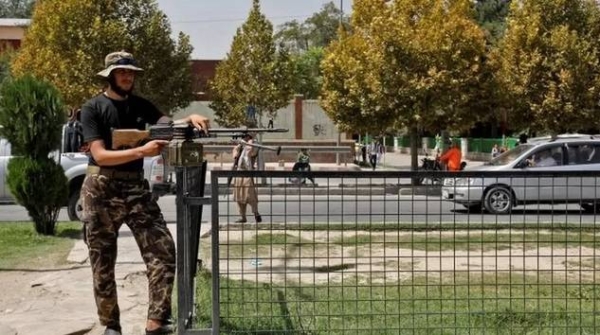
[227,145,242,187]
[111,123,288,167]
[111,123,288,150]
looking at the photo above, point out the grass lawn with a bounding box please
[195,271,600,335]
[0,222,82,269]
[332,230,600,252]
[193,227,600,334]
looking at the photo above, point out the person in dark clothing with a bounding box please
[79,51,210,335]
[290,148,315,184]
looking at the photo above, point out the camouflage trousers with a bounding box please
[80,173,176,329]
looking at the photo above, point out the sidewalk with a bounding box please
[0,224,203,335]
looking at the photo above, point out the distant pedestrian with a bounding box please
[434,133,442,154]
[232,133,261,223]
[491,144,499,158]
[368,141,383,170]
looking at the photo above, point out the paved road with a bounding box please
[1,194,598,225]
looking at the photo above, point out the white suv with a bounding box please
[442,136,600,214]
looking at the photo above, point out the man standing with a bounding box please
[232,133,261,223]
[80,51,210,335]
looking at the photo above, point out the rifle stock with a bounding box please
[112,129,151,149]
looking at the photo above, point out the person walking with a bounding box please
[79,51,210,335]
[368,140,382,170]
[232,133,262,223]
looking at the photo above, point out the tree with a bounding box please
[291,46,324,99]
[0,75,68,235]
[493,0,600,134]
[209,0,294,127]
[274,2,349,99]
[11,0,194,115]
[322,0,487,171]
[0,0,35,18]
[274,2,348,53]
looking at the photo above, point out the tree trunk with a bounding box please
[410,126,420,186]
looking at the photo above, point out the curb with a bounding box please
[212,186,391,196]
[399,186,442,196]
[194,184,444,196]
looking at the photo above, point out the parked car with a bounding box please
[442,136,600,214]
[0,124,173,221]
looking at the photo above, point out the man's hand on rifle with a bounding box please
[139,140,169,157]
[187,114,210,134]
[171,114,210,134]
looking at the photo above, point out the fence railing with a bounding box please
[178,169,600,334]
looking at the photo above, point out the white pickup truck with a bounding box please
[0,126,174,221]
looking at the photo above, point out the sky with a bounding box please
[155,0,354,60]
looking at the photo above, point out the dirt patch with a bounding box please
[0,270,44,313]
[202,229,600,285]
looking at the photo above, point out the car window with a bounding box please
[524,146,563,168]
[566,143,600,165]
[488,144,534,166]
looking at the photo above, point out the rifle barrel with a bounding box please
[207,128,288,133]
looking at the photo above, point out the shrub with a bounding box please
[7,157,68,235]
[0,74,67,235]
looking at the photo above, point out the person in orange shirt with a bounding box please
[439,141,462,171]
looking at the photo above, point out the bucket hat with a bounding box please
[96,51,143,78]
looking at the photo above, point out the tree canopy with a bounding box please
[273,1,350,99]
[209,0,294,127]
[0,0,35,18]
[493,0,600,134]
[11,0,194,115]
[274,1,348,54]
[321,0,487,169]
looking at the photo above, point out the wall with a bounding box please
[172,97,343,142]
[172,97,350,163]
[302,100,340,140]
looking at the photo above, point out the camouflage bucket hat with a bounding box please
[96,51,143,78]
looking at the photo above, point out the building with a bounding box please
[0,18,29,51]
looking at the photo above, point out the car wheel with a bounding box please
[68,191,83,222]
[581,202,598,214]
[484,186,513,214]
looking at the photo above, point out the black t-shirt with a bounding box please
[81,93,164,171]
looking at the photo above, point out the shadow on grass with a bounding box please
[56,227,83,239]
[194,270,316,334]
[471,308,572,333]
